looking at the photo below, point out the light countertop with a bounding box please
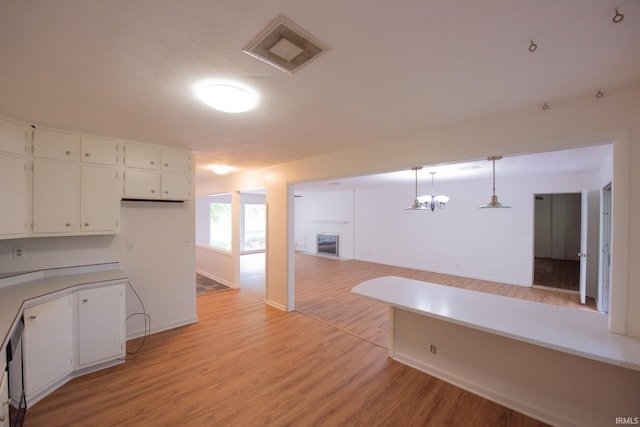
[352,276,640,371]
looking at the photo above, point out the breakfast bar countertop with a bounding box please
[352,275,640,371]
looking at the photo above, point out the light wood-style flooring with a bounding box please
[23,253,588,426]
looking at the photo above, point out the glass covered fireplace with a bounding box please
[316,234,339,257]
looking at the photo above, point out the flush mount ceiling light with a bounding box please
[194,81,258,113]
[207,164,236,175]
[243,15,328,74]
[417,172,450,212]
[478,155,511,209]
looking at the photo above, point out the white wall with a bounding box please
[293,170,605,289]
[293,190,354,258]
[0,199,197,340]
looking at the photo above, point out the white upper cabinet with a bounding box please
[81,165,120,232]
[161,149,191,173]
[124,142,191,201]
[32,159,80,233]
[81,136,118,165]
[0,118,28,238]
[32,127,119,236]
[0,118,27,155]
[124,143,158,170]
[33,128,80,161]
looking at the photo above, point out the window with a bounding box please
[209,202,232,250]
[243,203,266,251]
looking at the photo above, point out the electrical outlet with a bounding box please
[430,344,437,355]
[13,246,25,259]
[127,241,136,251]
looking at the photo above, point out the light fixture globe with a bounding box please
[194,81,258,113]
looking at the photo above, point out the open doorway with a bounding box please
[533,193,582,292]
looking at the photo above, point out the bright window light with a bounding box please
[194,80,258,113]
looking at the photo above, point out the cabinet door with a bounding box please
[0,155,27,237]
[0,371,8,427]
[77,284,125,367]
[81,165,119,232]
[23,295,73,401]
[161,173,191,200]
[123,170,160,199]
[124,143,158,170]
[161,149,191,173]
[0,118,26,156]
[32,159,79,233]
[33,128,80,161]
[81,136,118,165]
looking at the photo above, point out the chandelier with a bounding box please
[405,167,449,211]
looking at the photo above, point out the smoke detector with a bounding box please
[243,15,328,74]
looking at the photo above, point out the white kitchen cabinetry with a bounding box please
[1,370,8,427]
[32,128,119,235]
[124,143,191,201]
[0,118,28,238]
[75,283,125,369]
[23,295,73,405]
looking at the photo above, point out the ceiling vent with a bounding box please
[242,15,327,74]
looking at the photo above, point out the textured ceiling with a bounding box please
[0,1,637,181]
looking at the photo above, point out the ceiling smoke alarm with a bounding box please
[242,15,328,74]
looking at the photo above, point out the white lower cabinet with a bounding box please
[1,370,8,427]
[23,295,73,405]
[76,283,125,369]
[21,281,126,406]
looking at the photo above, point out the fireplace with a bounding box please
[316,234,339,257]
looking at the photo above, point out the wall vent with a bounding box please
[242,15,328,74]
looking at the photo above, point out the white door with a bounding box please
[32,159,79,233]
[23,295,73,401]
[81,164,119,232]
[579,190,588,304]
[77,284,125,367]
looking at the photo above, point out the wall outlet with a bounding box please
[127,241,136,251]
[13,246,25,259]
[430,344,437,354]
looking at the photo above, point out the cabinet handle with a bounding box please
[83,298,88,303]
[0,414,5,422]
[150,189,155,194]
[29,314,37,320]
[164,190,169,194]
[84,222,90,227]
[65,150,72,155]
[150,161,155,165]
[65,223,72,227]
[164,163,169,167]
[85,152,90,157]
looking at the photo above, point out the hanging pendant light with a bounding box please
[417,172,449,211]
[404,166,428,210]
[478,155,511,209]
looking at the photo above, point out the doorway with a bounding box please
[533,193,582,292]
[598,183,612,313]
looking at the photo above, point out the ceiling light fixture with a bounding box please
[417,172,449,212]
[207,164,236,175]
[478,155,511,209]
[194,81,258,113]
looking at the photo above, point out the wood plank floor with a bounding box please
[23,253,583,426]
[295,252,595,348]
